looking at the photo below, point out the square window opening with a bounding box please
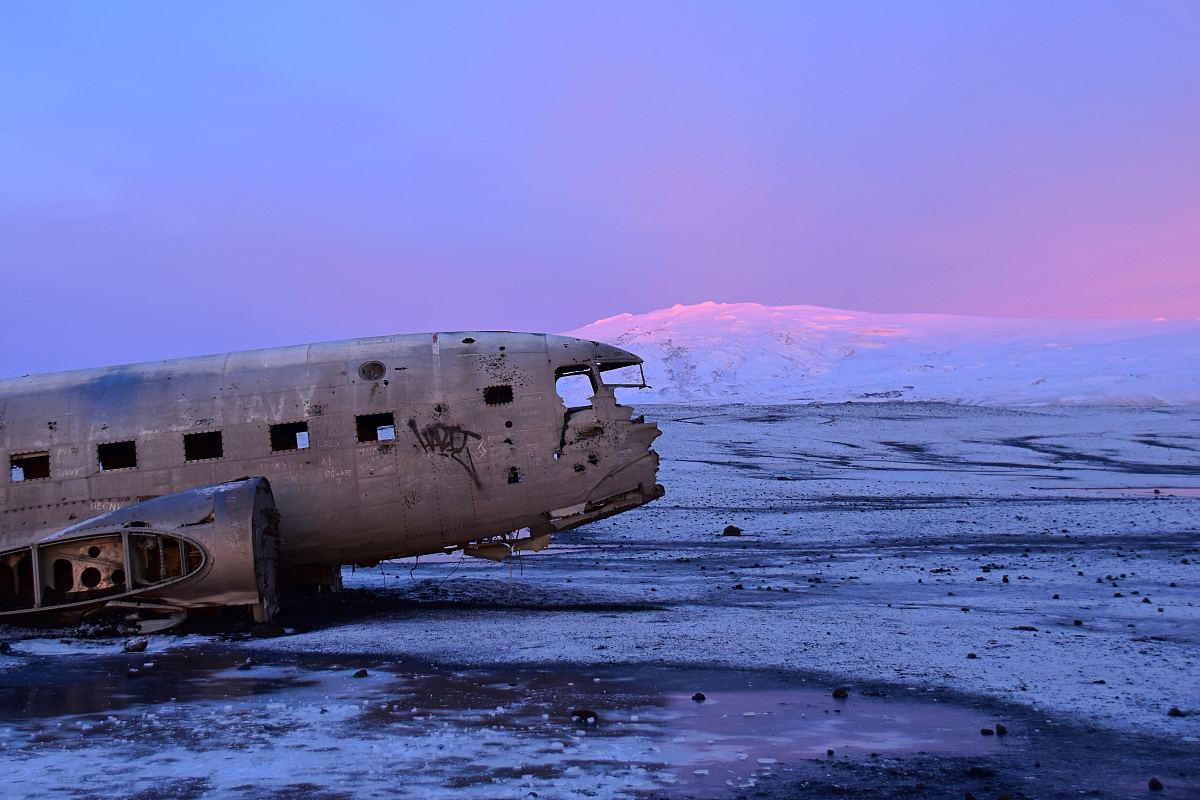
[484,385,514,405]
[98,440,137,471]
[356,412,396,443]
[10,452,50,482]
[270,421,310,452]
[183,431,224,462]
[555,367,595,409]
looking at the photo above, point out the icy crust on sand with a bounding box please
[566,301,1200,405]
[256,404,1200,739]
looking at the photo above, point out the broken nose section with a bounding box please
[548,480,665,532]
[549,417,665,533]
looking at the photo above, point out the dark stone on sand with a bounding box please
[722,525,742,536]
[981,727,995,736]
[1143,597,1151,604]
[1052,594,1060,600]
[967,766,995,778]
[1074,619,1083,626]
[236,658,256,671]
[252,622,285,638]
[995,723,1008,736]
[1167,707,1185,717]
[733,583,744,590]
[692,692,706,702]
[571,708,599,724]
[966,652,978,659]
[352,668,369,678]
[827,749,835,756]
[0,642,12,654]
[123,637,148,653]
[832,687,849,699]
[1149,777,1164,791]
[1013,625,1037,632]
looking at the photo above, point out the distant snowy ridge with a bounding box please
[564,301,1199,405]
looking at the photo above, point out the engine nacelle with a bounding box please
[0,477,280,625]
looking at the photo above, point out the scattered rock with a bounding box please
[1149,777,1164,791]
[1052,594,1060,600]
[1013,625,1038,632]
[1142,597,1151,604]
[832,687,849,699]
[966,652,978,659]
[251,622,285,638]
[691,692,706,703]
[1167,707,1185,717]
[733,583,744,590]
[571,708,599,724]
[995,723,1008,736]
[0,642,12,654]
[980,727,995,736]
[123,637,149,653]
[1074,619,1083,626]
[352,668,369,678]
[827,749,835,757]
[722,525,742,537]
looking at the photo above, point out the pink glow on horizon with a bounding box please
[0,3,1197,376]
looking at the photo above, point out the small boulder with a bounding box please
[123,637,149,653]
[251,622,285,638]
[832,687,849,699]
[1167,707,1185,718]
[691,692,706,703]
[0,641,12,654]
[352,668,369,678]
[994,723,1008,736]
[722,525,742,537]
[571,708,599,724]
[966,652,979,659]
[1149,777,1164,791]
[980,728,995,736]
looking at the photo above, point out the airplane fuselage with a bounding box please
[0,332,663,586]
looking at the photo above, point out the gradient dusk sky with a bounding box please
[2,2,1198,375]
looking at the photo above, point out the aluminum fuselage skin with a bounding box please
[0,332,662,579]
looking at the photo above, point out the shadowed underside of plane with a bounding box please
[0,331,664,629]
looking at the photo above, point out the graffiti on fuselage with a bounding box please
[407,420,483,486]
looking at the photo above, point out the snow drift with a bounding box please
[565,301,1198,405]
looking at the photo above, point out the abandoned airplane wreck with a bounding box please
[0,332,664,629]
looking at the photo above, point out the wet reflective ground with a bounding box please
[0,644,1012,799]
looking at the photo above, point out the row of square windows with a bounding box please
[8,412,400,483]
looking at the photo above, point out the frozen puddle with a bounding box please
[0,645,1005,798]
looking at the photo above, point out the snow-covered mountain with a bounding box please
[564,302,1199,405]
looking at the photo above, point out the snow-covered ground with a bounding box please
[2,403,1197,798]
[567,302,1200,405]
[260,403,1200,738]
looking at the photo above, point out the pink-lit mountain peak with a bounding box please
[565,302,1198,405]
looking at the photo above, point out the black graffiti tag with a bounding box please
[408,420,482,486]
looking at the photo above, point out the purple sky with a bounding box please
[2,2,1198,375]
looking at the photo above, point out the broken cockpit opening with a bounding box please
[553,360,650,411]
